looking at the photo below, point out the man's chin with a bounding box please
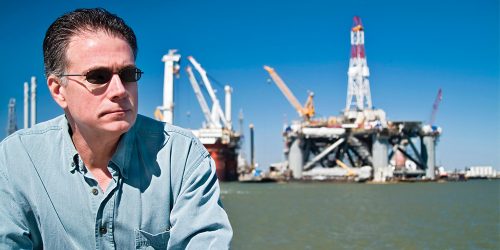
[102,117,136,134]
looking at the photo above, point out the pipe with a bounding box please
[303,138,345,171]
[224,85,232,130]
[30,76,36,127]
[249,123,254,169]
[396,146,424,169]
[24,82,28,129]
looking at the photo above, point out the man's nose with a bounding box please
[108,74,128,100]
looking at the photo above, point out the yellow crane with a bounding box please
[154,108,164,121]
[335,159,356,177]
[263,66,315,121]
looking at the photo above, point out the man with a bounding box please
[0,8,232,249]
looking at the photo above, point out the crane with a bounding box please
[429,88,442,126]
[335,159,356,177]
[155,49,181,124]
[6,98,17,136]
[263,65,315,121]
[154,108,164,121]
[185,65,217,128]
[187,56,229,129]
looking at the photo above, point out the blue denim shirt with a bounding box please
[0,114,232,249]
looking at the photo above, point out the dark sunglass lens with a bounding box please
[120,67,142,83]
[86,69,113,84]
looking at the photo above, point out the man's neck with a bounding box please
[70,126,122,192]
[72,133,119,167]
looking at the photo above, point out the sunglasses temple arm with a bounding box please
[59,74,85,77]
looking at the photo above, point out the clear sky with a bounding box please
[1,0,498,170]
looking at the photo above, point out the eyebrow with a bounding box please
[83,64,137,73]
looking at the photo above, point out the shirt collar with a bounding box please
[61,115,137,178]
[110,120,137,179]
[59,116,80,173]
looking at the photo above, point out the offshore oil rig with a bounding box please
[156,50,241,181]
[155,17,441,183]
[264,17,442,182]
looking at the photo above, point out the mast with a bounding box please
[346,16,372,112]
[160,49,181,124]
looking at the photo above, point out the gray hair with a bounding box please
[43,8,138,78]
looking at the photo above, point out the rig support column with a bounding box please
[372,134,389,182]
[423,135,436,179]
[289,138,304,179]
[423,135,436,180]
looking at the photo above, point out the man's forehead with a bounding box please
[65,30,134,69]
[68,29,123,45]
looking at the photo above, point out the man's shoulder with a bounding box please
[135,114,201,142]
[1,115,66,145]
[0,115,69,177]
[134,114,208,155]
[133,115,209,178]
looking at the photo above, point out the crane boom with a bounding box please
[264,65,314,120]
[186,66,217,128]
[336,159,356,176]
[430,88,442,126]
[154,108,164,121]
[188,56,229,128]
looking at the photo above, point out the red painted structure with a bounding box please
[204,139,239,182]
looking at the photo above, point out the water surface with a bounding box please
[221,180,499,249]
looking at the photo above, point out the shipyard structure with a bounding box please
[265,17,442,182]
[156,50,241,181]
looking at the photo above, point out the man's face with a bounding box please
[58,31,138,136]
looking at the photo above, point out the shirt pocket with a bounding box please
[135,229,170,249]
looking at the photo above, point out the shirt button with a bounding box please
[91,188,99,195]
[99,226,107,234]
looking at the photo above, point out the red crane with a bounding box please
[430,88,443,126]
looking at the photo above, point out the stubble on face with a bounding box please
[62,31,138,139]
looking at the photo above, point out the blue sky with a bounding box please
[1,0,498,170]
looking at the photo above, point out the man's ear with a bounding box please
[47,75,67,109]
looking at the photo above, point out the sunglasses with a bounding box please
[59,66,143,85]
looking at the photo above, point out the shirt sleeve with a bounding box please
[167,156,233,249]
[0,154,35,249]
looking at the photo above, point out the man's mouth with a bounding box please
[100,109,131,117]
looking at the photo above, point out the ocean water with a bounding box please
[220,180,500,250]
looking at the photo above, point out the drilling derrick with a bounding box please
[271,16,441,183]
[346,16,372,114]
